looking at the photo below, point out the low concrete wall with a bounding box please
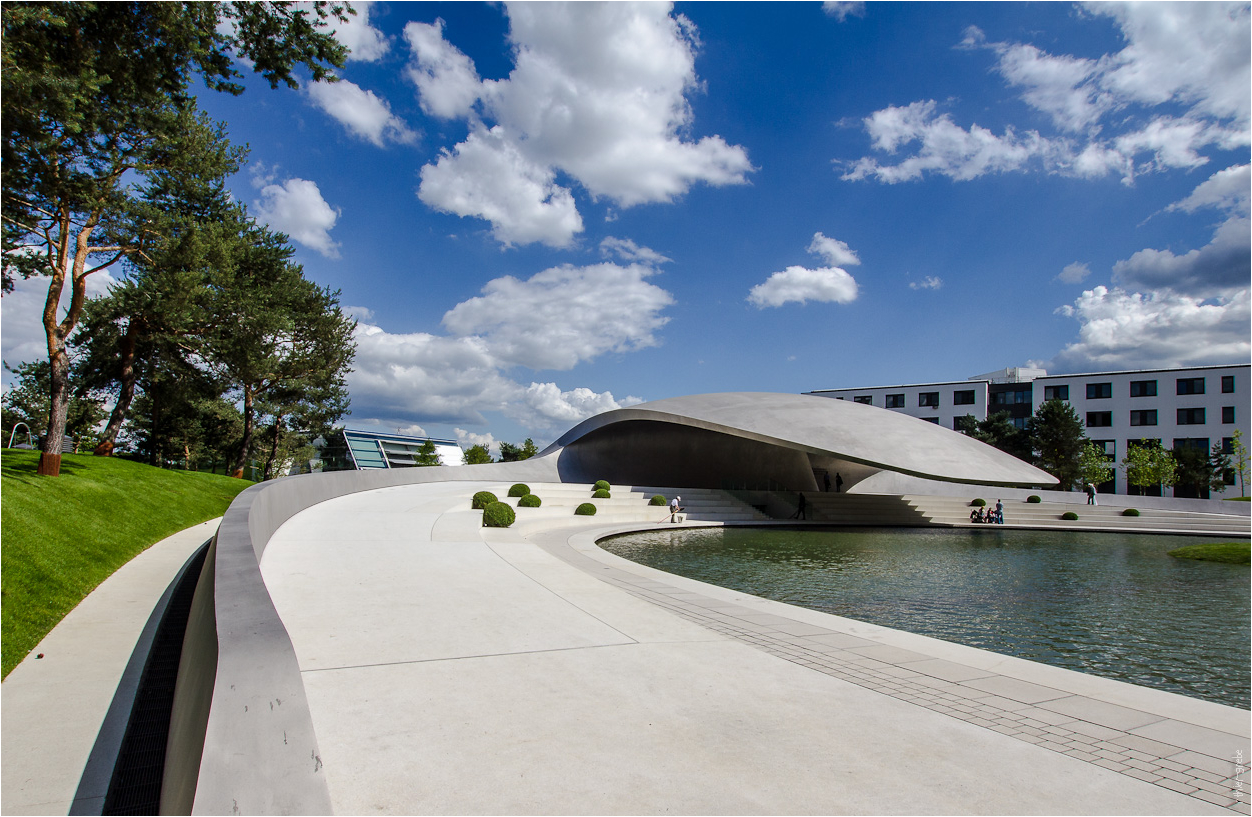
[162,457,560,815]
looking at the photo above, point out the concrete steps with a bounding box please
[793,493,930,526]
[474,482,769,530]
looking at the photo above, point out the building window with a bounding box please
[1223,406,1235,423]
[1222,375,1235,393]
[953,389,976,405]
[1043,385,1069,401]
[1177,407,1206,425]
[991,389,1031,405]
[921,416,939,424]
[1086,382,1112,399]
[1129,380,1157,397]
[1086,411,1113,428]
[1177,377,1205,395]
[1092,440,1116,457]
[1012,417,1029,429]
[919,392,939,408]
[1223,437,1234,454]
[1130,410,1157,426]
[885,394,904,408]
[854,395,873,405]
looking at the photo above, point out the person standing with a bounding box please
[835,472,844,493]
[669,495,683,522]
[823,472,832,493]
[995,499,1004,524]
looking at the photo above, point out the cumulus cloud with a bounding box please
[1057,262,1091,284]
[454,427,497,455]
[1112,216,1251,298]
[909,276,943,290]
[1167,163,1251,216]
[407,3,753,247]
[846,3,1250,184]
[253,177,342,258]
[505,382,640,430]
[404,18,481,120]
[442,262,674,369]
[1053,286,1250,371]
[823,2,865,22]
[600,236,672,265]
[306,78,416,147]
[326,0,390,62]
[749,232,862,308]
[808,232,861,267]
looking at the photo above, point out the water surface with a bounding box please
[601,527,1250,709]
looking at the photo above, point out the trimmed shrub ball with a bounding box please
[507,483,530,498]
[483,501,515,528]
[970,498,986,507]
[575,502,597,516]
[518,494,542,508]
[1122,508,1140,517]
[1027,495,1042,503]
[649,495,667,506]
[472,491,498,510]
[592,488,611,499]
[1061,511,1079,521]
[594,480,611,492]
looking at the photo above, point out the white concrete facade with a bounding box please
[807,363,1251,498]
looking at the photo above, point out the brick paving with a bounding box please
[537,532,1251,815]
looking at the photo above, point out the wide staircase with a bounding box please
[479,482,769,532]
[903,494,1251,537]
[794,493,931,526]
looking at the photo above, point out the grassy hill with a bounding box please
[1,450,252,677]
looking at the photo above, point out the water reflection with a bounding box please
[601,527,1250,709]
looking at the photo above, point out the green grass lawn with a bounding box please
[1,449,252,678]
[1167,542,1251,564]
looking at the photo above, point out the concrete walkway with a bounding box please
[259,482,1250,815]
[1,519,219,816]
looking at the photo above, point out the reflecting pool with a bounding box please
[600,527,1250,709]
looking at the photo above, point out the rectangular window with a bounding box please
[991,389,1031,405]
[918,392,939,408]
[953,389,976,406]
[1086,382,1112,399]
[1222,406,1235,423]
[1043,385,1069,401]
[1012,417,1029,429]
[1086,411,1113,428]
[1129,380,1157,397]
[1224,437,1234,454]
[1177,377,1205,395]
[1222,375,1235,393]
[854,395,873,405]
[1130,410,1157,426]
[1092,440,1116,457]
[921,416,939,424]
[1177,407,1206,425]
[885,394,904,408]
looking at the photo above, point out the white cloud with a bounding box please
[909,276,943,290]
[1167,164,1251,216]
[748,266,858,308]
[404,18,481,120]
[599,236,672,265]
[343,305,375,322]
[253,177,342,258]
[306,78,416,147]
[808,232,861,267]
[326,0,390,62]
[1112,216,1251,298]
[1057,262,1091,284]
[989,41,1108,133]
[418,125,583,248]
[823,2,865,22]
[409,2,752,246]
[505,382,638,430]
[442,262,674,370]
[454,427,497,456]
[1053,285,1250,372]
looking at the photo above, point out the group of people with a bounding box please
[970,499,1005,524]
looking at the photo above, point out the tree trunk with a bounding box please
[94,321,139,456]
[231,386,254,478]
[38,345,71,476]
[262,416,284,482]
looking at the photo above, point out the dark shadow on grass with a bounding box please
[1,449,88,485]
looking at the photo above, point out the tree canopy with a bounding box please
[1028,399,1087,490]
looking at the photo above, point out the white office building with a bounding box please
[806,363,1249,499]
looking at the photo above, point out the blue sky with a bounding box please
[3,1,1249,453]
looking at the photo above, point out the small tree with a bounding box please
[1231,430,1249,497]
[1122,440,1177,496]
[463,443,493,464]
[1172,443,1215,498]
[498,438,539,462]
[959,411,1032,462]
[1029,400,1087,490]
[1209,443,1234,495]
[1077,440,1115,490]
[414,440,441,466]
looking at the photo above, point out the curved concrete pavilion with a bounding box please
[545,391,1058,490]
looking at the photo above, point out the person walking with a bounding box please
[792,492,807,520]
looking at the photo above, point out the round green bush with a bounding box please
[507,483,530,498]
[592,488,611,499]
[970,498,986,507]
[649,495,667,506]
[1061,511,1079,521]
[575,502,597,516]
[518,494,542,508]
[1027,495,1042,503]
[594,480,611,491]
[1122,508,1140,517]
[482,501,515,528]
[472,491,498,510]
